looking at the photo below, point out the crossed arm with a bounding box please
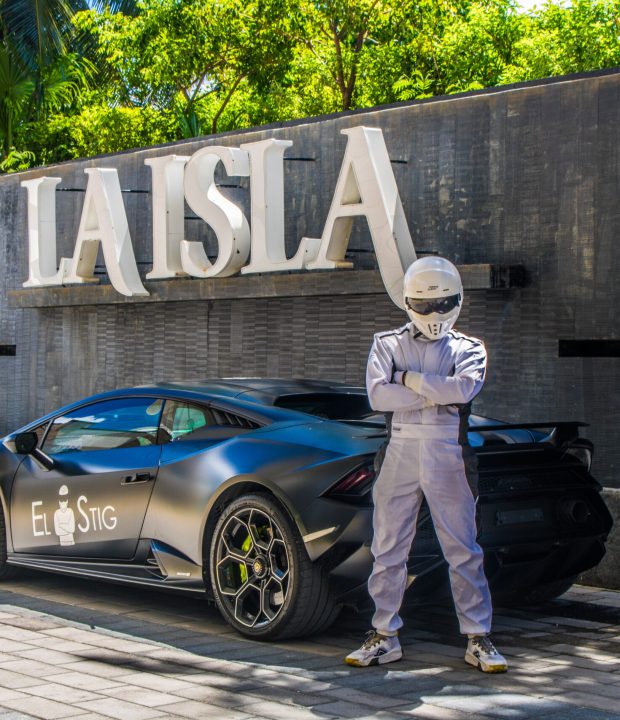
[366,336,486,413]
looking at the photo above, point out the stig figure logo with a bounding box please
[54,485,75,546]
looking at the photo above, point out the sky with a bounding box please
[515,0,555,12]
[516,0,539,10]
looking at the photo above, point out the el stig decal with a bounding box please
[31,485,118,545]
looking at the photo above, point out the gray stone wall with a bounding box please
[0,69,619,495]
[580,489,620,590]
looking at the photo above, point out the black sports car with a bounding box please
[0,379,612,639]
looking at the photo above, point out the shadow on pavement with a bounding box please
[1,569,620,720]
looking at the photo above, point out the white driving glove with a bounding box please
[402,371,436,409]
[403,370,424,394]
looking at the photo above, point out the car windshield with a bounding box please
[273,392,383,423]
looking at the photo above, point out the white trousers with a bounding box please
[369,427,493,636]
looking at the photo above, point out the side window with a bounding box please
[159,401,259,443]
[42,398,164,454]
[26,420,52,449]
[160,401,215,442]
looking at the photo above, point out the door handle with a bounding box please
[122,472,154,485]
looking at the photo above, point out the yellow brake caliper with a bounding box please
[240,534,252,583]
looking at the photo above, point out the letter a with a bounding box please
[63,168,148,296]
[304,127,416,309]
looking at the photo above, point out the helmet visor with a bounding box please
[406,293,461,316]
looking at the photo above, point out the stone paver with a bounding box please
[0,573,620,720]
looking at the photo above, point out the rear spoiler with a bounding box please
[358,420,589,442]
[469,421,588,431]
[469,421,589,444]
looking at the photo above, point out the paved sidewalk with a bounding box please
[1,572,620,719]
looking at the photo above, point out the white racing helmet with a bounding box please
[403,256,463,340]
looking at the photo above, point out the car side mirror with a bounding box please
[15,431,38,455]
[13,431,54,471]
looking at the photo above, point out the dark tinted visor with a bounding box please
[406,293,461,316]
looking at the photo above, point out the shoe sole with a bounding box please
[345,648,403,667]
[465,651,508,673]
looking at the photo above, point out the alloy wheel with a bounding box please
[214,506,291,628]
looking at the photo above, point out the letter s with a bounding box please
[77,495,90,533]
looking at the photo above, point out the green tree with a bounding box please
[0,0,84,68]
[0,0,138,166]
[0,39,32,153]
[358,0,472,104]
[5,0,620,167]
[76,0,300,138]
[430,0,523,95]
[302,0,387,111]
[502,0,620,84]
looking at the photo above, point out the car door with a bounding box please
[10,396,164,559]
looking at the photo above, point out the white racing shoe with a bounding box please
[345,630,402,667]
[465,635,508,673]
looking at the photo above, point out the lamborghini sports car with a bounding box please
[0,379,612,639]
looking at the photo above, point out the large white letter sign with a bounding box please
[63,168,148,296]
[21,177,70,287]
[304,126,416,308]
[145,154,190,280]
[181,146,251,278]
[240,139,318,274]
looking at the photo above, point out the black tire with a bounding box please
[494,575,577,607]
[0,503,17,581]
[209,493,338,640]
[519,576,577,605]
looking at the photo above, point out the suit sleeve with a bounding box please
[366,335,430,412]
[404,339,486,405]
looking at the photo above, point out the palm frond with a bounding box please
[0,0,89,69]
[89,0,140,15]
[37,52,94,113]
[0,40,35,154]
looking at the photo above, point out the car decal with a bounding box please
[54,484,75,545]
[31,485,118,545]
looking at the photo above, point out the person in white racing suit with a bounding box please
[345,256,507,673]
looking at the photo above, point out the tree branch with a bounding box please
[211,72,245,134]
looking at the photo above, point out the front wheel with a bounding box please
[209,493,339,640]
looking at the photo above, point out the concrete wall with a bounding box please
[0,70,619,502]
[581,489,620,590]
